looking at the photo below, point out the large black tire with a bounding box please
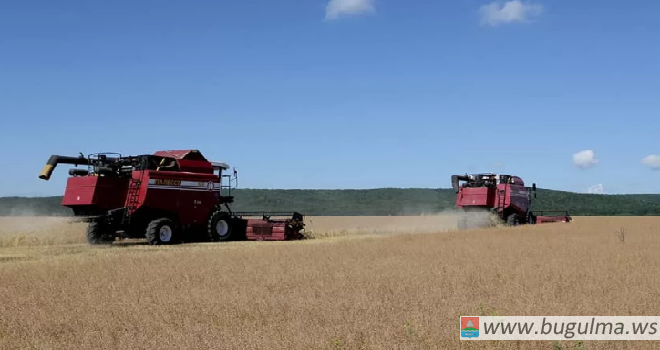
[145,218,177,245]
[207,211,234,242]
[87,220,113,245]
[528,215,537,224]
[506,213,520,226]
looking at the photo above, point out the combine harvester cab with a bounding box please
[451,173,572,230]
[38,150,305,245]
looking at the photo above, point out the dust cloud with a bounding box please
[0,208,503,247]
[304,208,502,239]
[0,210,85,247]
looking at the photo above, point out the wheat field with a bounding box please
[0,215,659,349]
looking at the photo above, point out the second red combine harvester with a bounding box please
[451,173,572,229]
[38,150,305,245]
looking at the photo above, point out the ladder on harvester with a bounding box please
[496,180,508,220]
[122,172,144,227]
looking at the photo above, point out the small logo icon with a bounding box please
[206,181,215,191]
[461,316,479,338]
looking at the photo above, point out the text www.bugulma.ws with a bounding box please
[483,318,659,339]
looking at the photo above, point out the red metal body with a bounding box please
[451,173,572,228]
[61,176,128,212]
[39,150,305,245]
[454,175,530,214]
[244,219,302,241]
[534,215,571,224]
[233,213,305,241]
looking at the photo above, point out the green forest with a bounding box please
[1,188,659,216]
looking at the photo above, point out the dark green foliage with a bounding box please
[228,188,456,216]
[1,188,659,216]
[0,196,72,216]
[531,189,660,216]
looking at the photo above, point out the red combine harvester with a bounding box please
[38,150,305,245]
[451,173,572,229]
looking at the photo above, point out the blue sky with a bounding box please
[1,0,659,196]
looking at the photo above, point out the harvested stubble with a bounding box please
[0,216,659,350]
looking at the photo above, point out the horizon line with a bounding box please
[1,187,657,198]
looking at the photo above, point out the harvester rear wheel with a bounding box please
[87,220,113,245]
[146,218,177,245]
[208,210,234,242]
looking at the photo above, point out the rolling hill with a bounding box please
[1,188,659,216]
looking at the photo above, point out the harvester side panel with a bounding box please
[62,176,129,213]
[141,170,223,225]
[455,187,495,208]
[176,159,214,174]
[497,184,531,215]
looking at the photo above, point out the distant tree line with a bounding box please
[1,188,660,216]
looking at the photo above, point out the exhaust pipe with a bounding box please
[39,154,88,181]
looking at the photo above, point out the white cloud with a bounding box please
[641,155,660,170]
[325,0,375,20]
[588,184,604,194]
[479,0,544,27]
[572,150,599,169]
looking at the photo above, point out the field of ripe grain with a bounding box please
[1,216,659,349]
[304,213,465,238]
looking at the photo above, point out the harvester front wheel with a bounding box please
[506,213,520,226]
[146,218,177,245]
[208,211,234,242]
[87,220,113,245]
